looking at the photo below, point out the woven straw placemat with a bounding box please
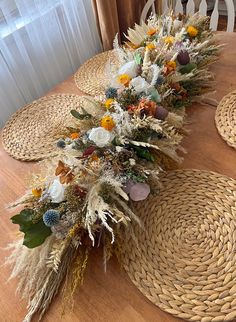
[74,50,119,96]
[119,169,236,322]
[2,94,89,161]
[215,90,236,149]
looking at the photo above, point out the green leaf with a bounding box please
[179,63,197,74]
[23,220,51,248]
[134,53,142,65]
[149,89,161,103]
[11,209,51,248]
[132,146,155,162]
[11,208,33,228]
[71,109,92,120]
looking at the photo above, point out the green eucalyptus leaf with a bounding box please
[149,89,161,103]
[11,209,51,248]
[134,53,142,65]
[71,109,92,120]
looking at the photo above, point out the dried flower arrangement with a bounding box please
[6,13,220,322]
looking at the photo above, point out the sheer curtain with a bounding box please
[0,0,102,128]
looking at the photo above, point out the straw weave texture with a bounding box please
[215,90,236,149]
[2,94,84,161]
[120,169,236,322]
[74,50,119,96]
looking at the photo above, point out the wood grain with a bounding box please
[0,32,236,322]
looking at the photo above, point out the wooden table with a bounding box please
[0,32,236,322]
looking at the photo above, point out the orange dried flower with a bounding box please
[147,28,157,36]
[164,61,177,75]
[70,132,80,140]
[128,99,157,117]
[125,41,140,49]
[118,74,131,87]
[146,43,155,50]
[187,25,198,37]
[32,188,42,198]
[138,99,157,117]
[100,115,116,131]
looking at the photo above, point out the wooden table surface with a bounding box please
[0,32,236,322]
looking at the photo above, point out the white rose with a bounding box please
[88,127,113,147]
[118,60,139,78]
[130,76,150,93]
[48,178,65,203]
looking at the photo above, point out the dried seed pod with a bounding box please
[177,50,190,65]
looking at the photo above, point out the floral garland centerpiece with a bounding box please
[6,13,220,322]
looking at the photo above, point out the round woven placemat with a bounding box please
[120,169,236,322]
[215,90,236,149]
[2,94,90,161]
[74,50,119,96]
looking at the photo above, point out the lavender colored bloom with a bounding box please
[130,183,150,201]
[125,182,151,201]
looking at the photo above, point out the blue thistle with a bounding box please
[57,139,66,149]
[155,75,164,86]
[105,87,118,99]
[43,210,60,227]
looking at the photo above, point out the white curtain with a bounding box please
[0,0,102,128]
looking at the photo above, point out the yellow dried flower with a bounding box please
[187,25,198,37]
[104,98,114,109]
[164,36,175,46]
[117,74,131,87]
[100,115,116,131]
[146,43,155,50]
[32,188,42,198]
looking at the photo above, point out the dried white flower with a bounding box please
[125,21,149,45]
[48,179,65,203]
[118,60,139,78]
[129,158,136,166]
[173,19,183,31]
[116,146,123,152]
[88,127,113,148]
[130,76,150,93]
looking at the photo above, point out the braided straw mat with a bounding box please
[74,50,119,96]
[215,90,236,149]
[120,169,236,322]
[2,94,93,161]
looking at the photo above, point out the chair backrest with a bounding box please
[140,0,235,32]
